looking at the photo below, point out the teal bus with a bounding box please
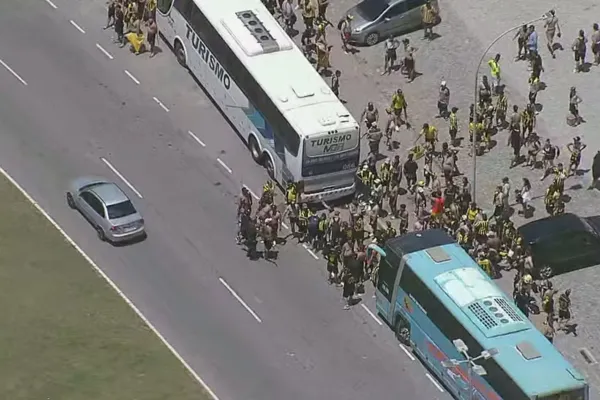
[375,229,589,400]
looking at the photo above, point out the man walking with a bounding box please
[543,10,561,58]
[592,23,600,65]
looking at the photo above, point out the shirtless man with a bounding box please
[544,10,561,58]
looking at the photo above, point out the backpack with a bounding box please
[337,18,345,30]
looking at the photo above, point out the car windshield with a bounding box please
[356,0,390,21]
[107,201,137,219]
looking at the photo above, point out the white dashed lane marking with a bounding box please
[216,158,233,174]
[188,130,206,147]
[0,58,28,86]
[399,344,416,361]
[425,373,445,392]
[44,0,58,9]
[302,244,319,260]
[96,43,114,60]
[101,157,144,199]
[360,304,383,326]
[152,96,170,112]
[124,69,140,85]
[218,277,262,323]
[69,19,86,34]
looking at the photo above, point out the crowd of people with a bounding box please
[246,1,600,333]
[105,0,159,57]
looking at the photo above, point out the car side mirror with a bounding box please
[384,17,391,22]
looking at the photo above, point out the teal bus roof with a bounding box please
[398,231,586,396]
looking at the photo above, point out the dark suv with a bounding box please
[518,213,600,279]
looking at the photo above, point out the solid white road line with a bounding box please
[95,43,114,60]
[153,96,170,112]
[188,131,206,147]
[124,70,140,85]
[425,373,445,393]
[69,19,86,34]
[360,304,383,326]
[44,0,58,9]
[302,244,319,260]
[399,344,416,361]
[218,278,262,323]
[242,184,259,200]
[100,157,144,199]
[0,165,221,400]
[216,158,233,174]
[0,58,28,86]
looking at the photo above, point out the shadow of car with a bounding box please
[345,0,440,46]
[518,213,600,279]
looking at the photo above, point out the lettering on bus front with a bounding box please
[309,134,353,154]
[426,340,501,400]
[185,25,232,90]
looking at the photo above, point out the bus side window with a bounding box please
[377,257,397,302]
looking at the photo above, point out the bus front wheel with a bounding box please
[174,40,187,68]
[395,318,411,345]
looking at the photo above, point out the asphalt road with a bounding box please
[0,0,453,399]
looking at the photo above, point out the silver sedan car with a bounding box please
[66,177,146,243]
[346,0,438,46]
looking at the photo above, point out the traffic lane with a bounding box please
[11,3,451,398]
[0,6,320,400]
[62,0,272,195]
[45,3,452,397]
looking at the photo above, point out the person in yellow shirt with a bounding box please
[390,89,408,125]
[488,53,501,95]
[420,123,438,153]
[420,0,438,40]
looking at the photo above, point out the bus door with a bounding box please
[375,247,403,323]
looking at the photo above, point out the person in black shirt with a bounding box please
[403,153,418,193]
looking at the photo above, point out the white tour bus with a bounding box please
[156,0,360,202]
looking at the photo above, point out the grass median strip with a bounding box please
[0,174,211,400]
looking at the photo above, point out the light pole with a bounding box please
[471,16,546,203]
[441,339,499,400]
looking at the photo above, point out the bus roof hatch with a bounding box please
[222,10,293,57]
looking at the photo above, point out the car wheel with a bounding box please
[248,136,263,163]
[539,264,554,279]
[174,40,187,68]
[96,226,106,242]
[394,317,411,345]
[365,32,380,46]
[66,192,76,209]
[264,155,275,180]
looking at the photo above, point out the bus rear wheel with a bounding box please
[264,156,275,180]
[248,136,262,163]
[395,318,411,345]
[174,40,187,68]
